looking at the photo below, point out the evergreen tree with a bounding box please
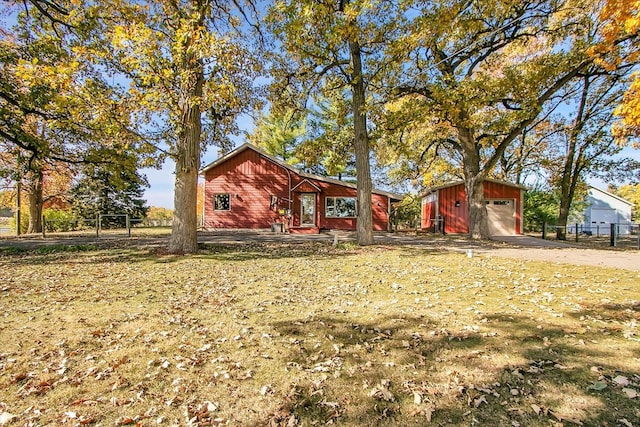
[70,164,148,228]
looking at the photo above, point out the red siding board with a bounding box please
[421,200,436,229]
[203,147,392,231]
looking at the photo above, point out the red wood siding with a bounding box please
[421,181,523,234]
[204,149,290,229]
[203,148,392,231]
[439,183,468,234]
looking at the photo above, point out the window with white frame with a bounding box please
[214,193,230,211]
[325,197,356,218]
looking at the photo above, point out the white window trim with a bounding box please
[325,196,357,218]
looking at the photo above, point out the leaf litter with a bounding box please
[0,243,639,425]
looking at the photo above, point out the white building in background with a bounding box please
[573,186,634,235]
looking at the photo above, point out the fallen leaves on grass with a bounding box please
[1,244,640,425]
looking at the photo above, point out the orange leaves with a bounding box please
[594,0,640,140]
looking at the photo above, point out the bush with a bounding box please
[43,209,79,232]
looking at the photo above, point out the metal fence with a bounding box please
[540,222,640,249]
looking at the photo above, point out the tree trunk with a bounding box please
[168,5,204,254]
[27,167,43,234]
[348,39,374,246]
[458,125,489,239]
[465,175,488,239]
[556,75,590,241]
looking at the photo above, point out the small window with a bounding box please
[326,197,356,218]
[214,193,230,211]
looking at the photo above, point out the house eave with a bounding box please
[420,178,528,198]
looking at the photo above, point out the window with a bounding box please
[214,193,230,211]
[325,197,356,218]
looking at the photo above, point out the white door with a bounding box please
[301,194,316,227]
[486,199,515,236]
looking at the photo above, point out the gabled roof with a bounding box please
[421,178,527,197]
[588,186,633,206]
[200,143,404,201]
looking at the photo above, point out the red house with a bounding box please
[421,179,526,236]
[201,144,403,233]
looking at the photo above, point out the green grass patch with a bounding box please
[0,243,99,256]
[0,243,638,426]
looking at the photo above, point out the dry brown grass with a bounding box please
[0,242,639,426]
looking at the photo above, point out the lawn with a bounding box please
[0,242,638,426]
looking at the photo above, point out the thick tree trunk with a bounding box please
[459,126,489,239]
[466,176,488,239]
[27,168,43,234]
[168,86,202,253]
[168,5,204,254]
[348,39,374,246]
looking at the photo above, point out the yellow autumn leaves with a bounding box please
[598,0,640,140]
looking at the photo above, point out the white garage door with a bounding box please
[486,199,515,236]
[590,208,617,235]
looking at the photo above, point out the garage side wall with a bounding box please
[438,184,468,234]
[421,193,438,230]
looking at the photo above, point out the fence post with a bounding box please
[542,221,547,240]
[96,214,100,238]
[126,214,131,238]
[610,223,616,247]
[575,223,579,242]
[42,215,46,238]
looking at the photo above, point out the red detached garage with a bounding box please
[421,179,525,236]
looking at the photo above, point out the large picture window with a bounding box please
[325,197,356,218]
[214,193,230,211]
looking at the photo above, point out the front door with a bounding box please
[301,193,316,227]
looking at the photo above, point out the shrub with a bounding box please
[43,209,79,232]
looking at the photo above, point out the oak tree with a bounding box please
[267,0,407,245]
[102,0,261,253]
[394,0,597,239]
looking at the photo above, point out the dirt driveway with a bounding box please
[373,233,640,272]
[1,230,638,272]
[480,236,640,272]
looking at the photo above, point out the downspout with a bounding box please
[263,155,292,229]
[387,196,392,232]
[201,179,205,229]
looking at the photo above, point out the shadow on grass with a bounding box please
[263,310,640,426]
[569,300,640,324]
[0,242,449,267]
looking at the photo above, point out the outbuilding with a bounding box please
[574,186,633,235]
[201,144,403,233]
[421,179,526,236]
